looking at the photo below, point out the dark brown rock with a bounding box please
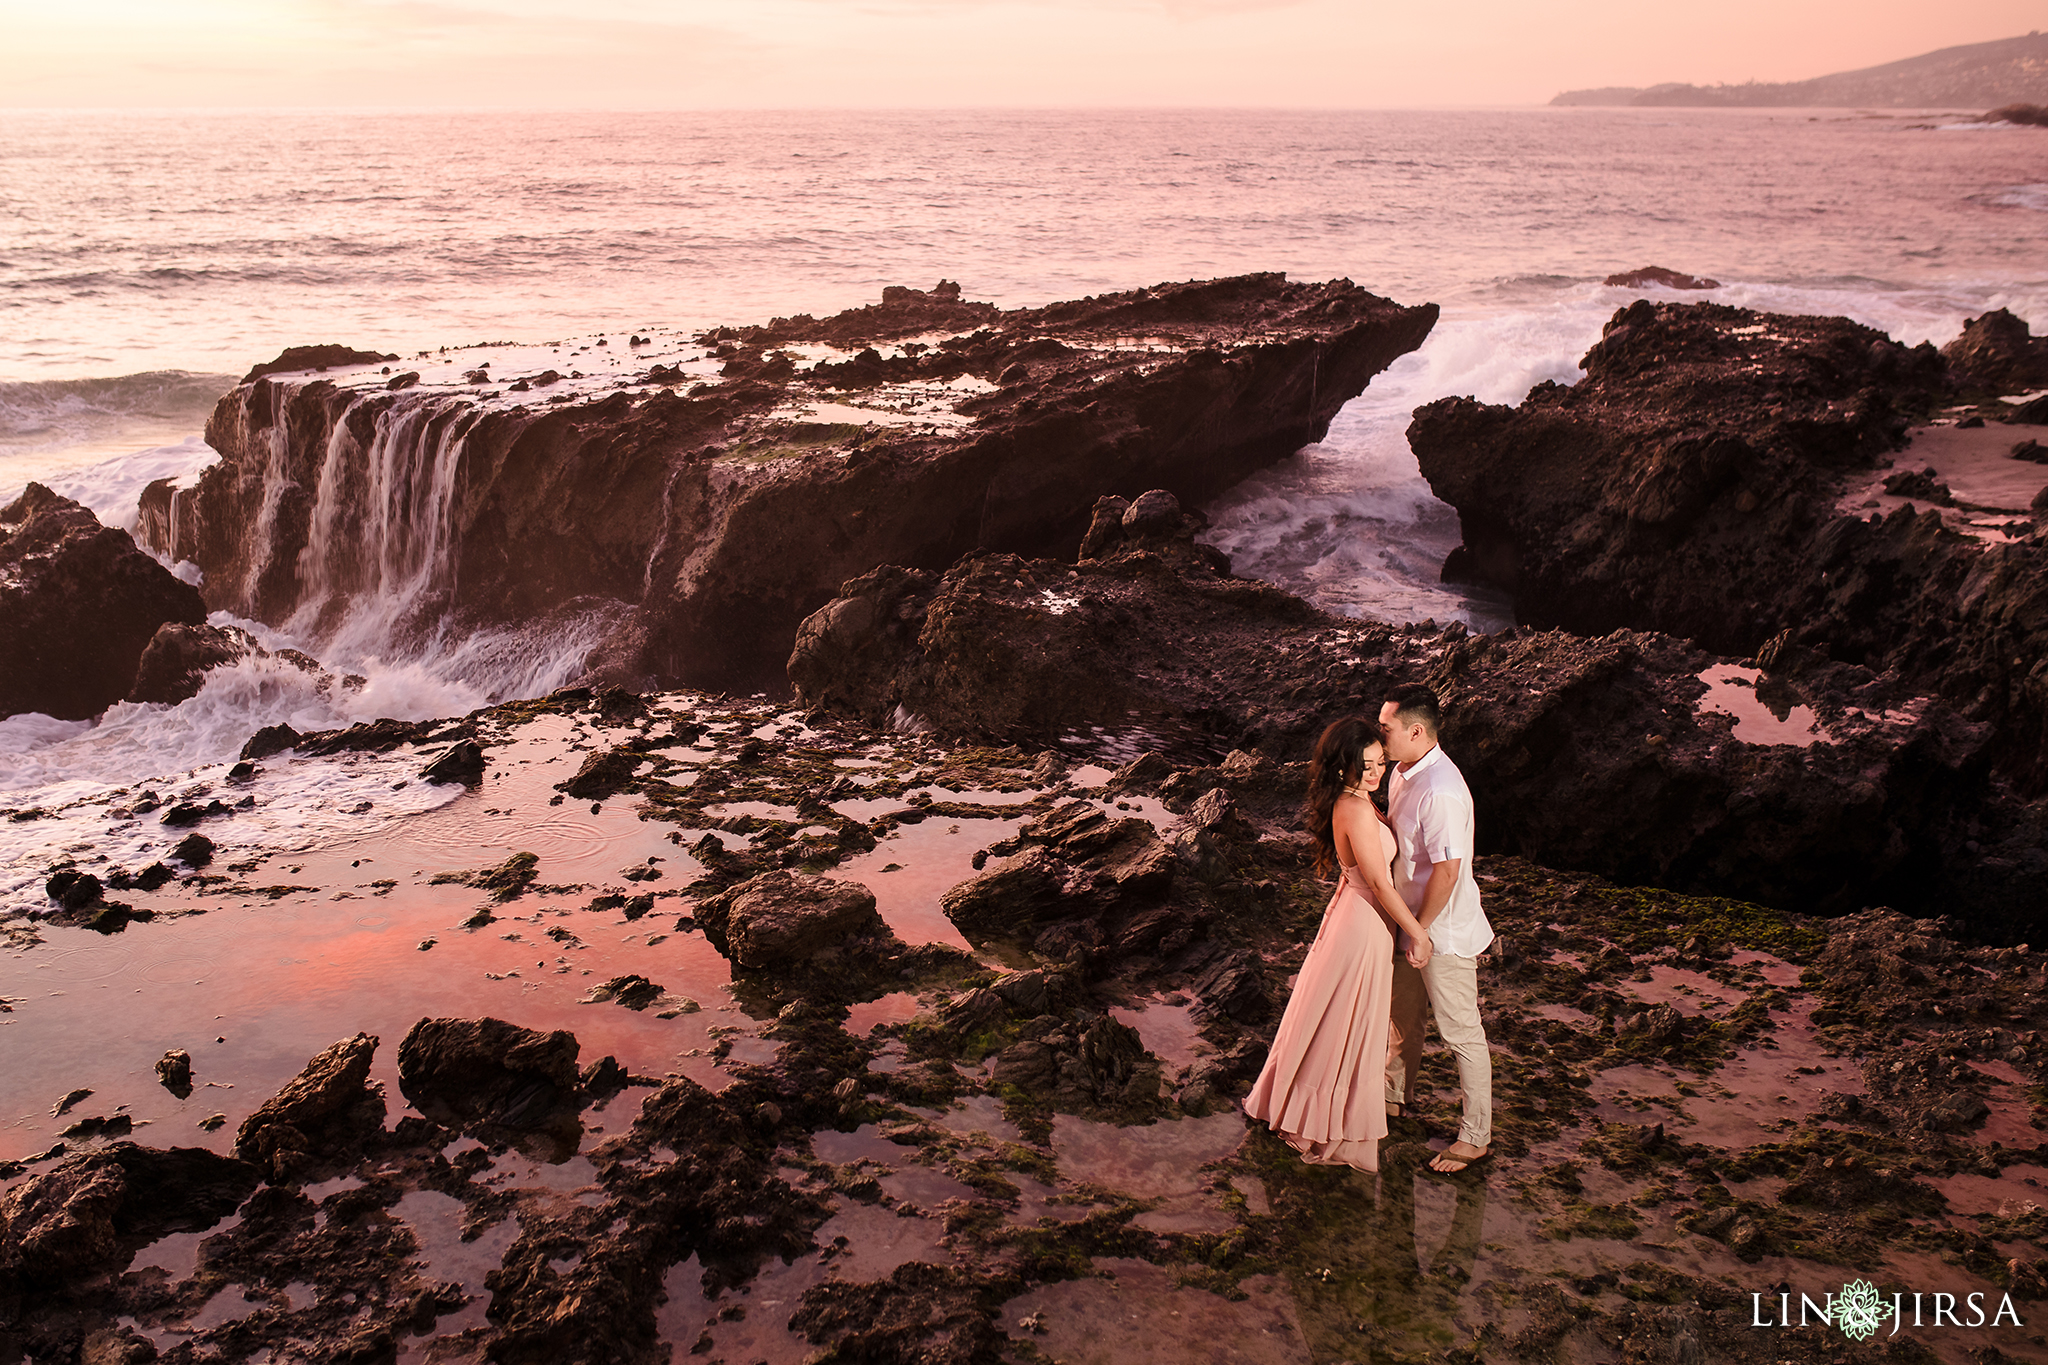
[418,739,485,786]
[240,722,302,760]
[126,622,252,705]
[240,343,397,385]
[0,485,208,720]
[155,1049,193,1097]
[941,800,1175,943]
[790,490,1319,750]
[1943,308,2048,396]
[153,276,1435,695]
[1604,266,1721,290]
[0,1143,257,1290]
[234,1033,383,1176]
[80,1327,159,1365]
[1408,301,2048,806]
[694,870,892,971]
[991,1013,1163,1121]
[555,745,641,799]
[791,504,2039,924]
[395,1016,581,1134]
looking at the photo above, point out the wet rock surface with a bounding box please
[697,870,893,972]
[792,490,2045,927]
[232,1033,384,1179]
[396,1016,583,1142]
[1408,301,2048,804]
[3,685,2046,1365]
[148,275,1435,695]
[126,622,255,706]
[1944,307,2048,397]
[0,484,208,721]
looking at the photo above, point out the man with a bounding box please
[1379,683,1493,1174]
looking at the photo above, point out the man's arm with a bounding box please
[1409,788,1466,931]
[1413,856,1462,931]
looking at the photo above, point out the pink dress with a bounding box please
[1242,818,1397,1172]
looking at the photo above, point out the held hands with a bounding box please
[1397,928,1432,969]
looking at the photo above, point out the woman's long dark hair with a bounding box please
[1302,717,1384,879]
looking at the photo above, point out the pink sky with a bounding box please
[3,0,2040,108]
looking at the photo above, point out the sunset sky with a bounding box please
[1,0,2039,108]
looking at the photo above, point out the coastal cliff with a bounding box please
[1551,31,2048,107]
[790,490,2044,932]
[0,485,206,721]
[1409,301,2048,801]
[140,276,1436,697]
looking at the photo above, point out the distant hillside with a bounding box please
[1553,31,2048,107]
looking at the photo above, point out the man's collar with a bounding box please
[1398,741,1443,777]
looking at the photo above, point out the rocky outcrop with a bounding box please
[1603,266,1720,291]
[0,484,207,720]
[1942,307,2048,397]
[0,1144,257,1290]
[789,490,1331,755]
[942,800,1177,948]
[126,622,253,705]
[791,490,2043,929]
[1408,301,2048,798]
[1409,301,1945,653]
[395,1016,583,1140]
[234,1033,385,1178]
[695,870,895,971]
[146,276,1435,694]
[240,344,397,385]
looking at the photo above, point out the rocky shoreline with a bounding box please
[6,282,2048,1362]
[124,275,1435,697]
[4,683,2046,1363]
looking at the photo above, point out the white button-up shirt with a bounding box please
[1386,742,1493,958]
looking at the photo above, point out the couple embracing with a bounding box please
[1244,684,1493,1176]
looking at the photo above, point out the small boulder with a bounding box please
[555,746,641,800]
[234,1033,383,1175]
[155,1049,193,1097]
[420,740,486,786]
[46,869,103,912]
[581,975,664,1010]
[1944,308,2048,396]
[240,723,302,760]
[128,622,251,705]
[396,1016,582,1132]
[171,833,214,867]
[695,871,891,972]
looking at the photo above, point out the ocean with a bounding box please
[2,105,2045,893]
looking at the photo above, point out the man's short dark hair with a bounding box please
[1385,684,1441,735]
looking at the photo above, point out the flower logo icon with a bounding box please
[1835,1280,1887,1342]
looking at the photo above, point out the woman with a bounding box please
[1243,718,1433,1173]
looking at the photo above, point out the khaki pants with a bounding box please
[1386,951,1492,1150]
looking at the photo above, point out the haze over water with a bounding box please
[1,105,2044,865]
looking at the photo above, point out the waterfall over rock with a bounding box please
[141,275,1439,699]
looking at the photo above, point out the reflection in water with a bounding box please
[1281,1150,1488,1359]
[999,1260,1308,1365]
[1696,665,1821,747]
[829,815,1024,952]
